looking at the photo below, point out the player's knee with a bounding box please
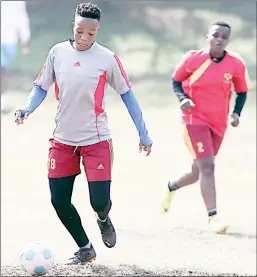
[198,157,215,176]
[191,161,199,181]
[51,198,71,215]
[88,180,111,213]
[51,198,64,211]
[90,194,112,220]
[191,173,199,183]
[198,158,215,174]
[91,200,112,221]
[90,197,112,214]
[49,176,75,214]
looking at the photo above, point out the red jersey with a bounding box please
[172,49,251,136]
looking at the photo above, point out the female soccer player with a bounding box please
[161,22,251,234]
[15,2,152,264]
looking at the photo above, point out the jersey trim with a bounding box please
[113,54,131,88]
[94,71,107,141]
[34,63,46,84]
[189,58,212,86]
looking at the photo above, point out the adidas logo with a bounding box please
[74,61,81,67]
[97,164,104,170]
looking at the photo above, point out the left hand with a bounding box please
[14,109,29,125]
[139,142,152,156]
[230,113,240,127]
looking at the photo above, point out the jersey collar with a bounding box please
[68,40,97,52]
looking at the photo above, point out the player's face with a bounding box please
[73,17,99,51]
[207,25,230,55]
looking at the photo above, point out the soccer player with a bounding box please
[161,22,251,233]
[15,2,152,264]
[1,1,31,113]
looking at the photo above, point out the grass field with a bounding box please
[1,90,256,276]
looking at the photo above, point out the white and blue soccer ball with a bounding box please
[20,242,54,276]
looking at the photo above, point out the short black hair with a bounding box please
[76,2,101,21]
[211,21,231,31]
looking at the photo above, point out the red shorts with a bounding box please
[47,139,114,181]
[183,125,224,159]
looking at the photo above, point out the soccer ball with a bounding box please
[20,242,54,276]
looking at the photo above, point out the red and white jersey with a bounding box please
[34,40,131,146]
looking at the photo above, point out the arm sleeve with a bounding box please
[107,54,131,94]
[233,59,252,93]
[120,89,152,146]
[172,79,190,102]
[233,92,247,116]
[172,51,194,82]
[23,85,47,114]
[33,47,55,91]
[16,1,31,45]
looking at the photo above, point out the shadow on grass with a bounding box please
[51,262,248,276]
[224,232,256,240]
[1,262,247,276]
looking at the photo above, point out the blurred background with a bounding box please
[3,0,257,103]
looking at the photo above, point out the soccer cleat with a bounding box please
[66,244,96,265]
[209,215,228,234]
[161,184,176,214]
[97,216,116,248]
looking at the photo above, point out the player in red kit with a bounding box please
[161,22,251,233]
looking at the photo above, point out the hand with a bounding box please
[21,46,30,55]
[230,113,240,127]
[180,98,195,112]
[139,142,152,156]
[15,109,29,125]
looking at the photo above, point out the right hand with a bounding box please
[139,141,152,156]
[230,113,240,128]
[15,109,29,125]
[180,98,195,112]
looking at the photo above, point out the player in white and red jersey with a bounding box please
[15,2,152,265]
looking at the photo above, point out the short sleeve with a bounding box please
[233,59,252,93]
[33,47,55,91]
[172,51,195,82]
[107,54,131,95]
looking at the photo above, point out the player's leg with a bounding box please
[162,160,199,212]
[82,139,116,248]
[161,128,200,213]
[185,125,227,233]
[48,139,96,264]
[169,160,199,189]
[183,125,217,214]
[162,125,218,219]
[207,131,228,233]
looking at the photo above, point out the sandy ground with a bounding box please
[1,91,256,276]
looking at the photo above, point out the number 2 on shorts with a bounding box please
[197,141,204,153]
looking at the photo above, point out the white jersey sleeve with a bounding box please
[107,54,131,94]
[34,47,55,91]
